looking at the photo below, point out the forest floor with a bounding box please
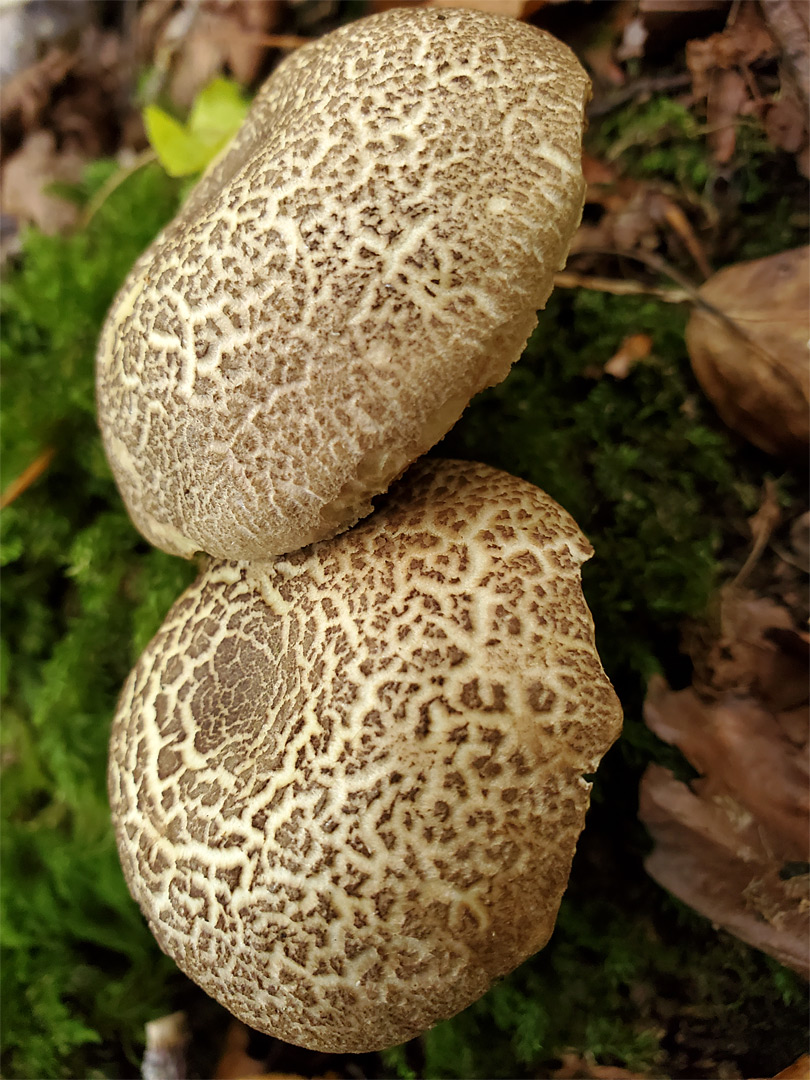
[1,2,808,1079]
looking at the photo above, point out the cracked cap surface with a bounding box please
[109,459,622,1052]
[96,8,590,560]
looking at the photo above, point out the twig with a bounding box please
[660,200,712,281]
[80,149,158,228]
[588,73,693,118]
[1,448,55,509]
[732,478,782,588]
[205,12,312,51]
[554,270,690,303]
[234,30,313,50]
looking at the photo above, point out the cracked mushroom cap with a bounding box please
[109,459,622,1052]
[96,8,590,561]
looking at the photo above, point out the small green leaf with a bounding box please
[143,106,212,178]
[143,78,249,179]
[187,76,249,145]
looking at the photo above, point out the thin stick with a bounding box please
[237,31,313,50]
[204,12,312,50]
[1,448,55,509]
[554,270,691,303]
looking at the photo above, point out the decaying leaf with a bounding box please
[641,754,809,978]
[685,1,809,173]
[551,1051,649,1079]
[603,332,654,379]
[640,570,809,977]
[770,1054,810,1080]
[0,131,86,232]
[138,0,285,111]
[685,247,810,459]
[686,4,776,102]
[759,1,810,110]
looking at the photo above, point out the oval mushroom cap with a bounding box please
[96,8,590,560]
[109,459,622,1052]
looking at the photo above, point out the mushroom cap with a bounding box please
[108,459,622,1052]
[96,8,590,560]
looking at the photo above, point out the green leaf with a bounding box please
[144,77,249,178]
[143,106,213,178]
[187,76,249,145]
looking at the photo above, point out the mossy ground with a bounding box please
[1,95,807,1079]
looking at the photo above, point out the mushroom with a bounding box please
[96,8,590,561]
[108,459,622,1053]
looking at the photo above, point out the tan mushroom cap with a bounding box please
[109,460,622,1052]
[96,8,590,561]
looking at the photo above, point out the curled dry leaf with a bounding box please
[685,247,810,459]
[686,4,776,102]
[640,575,810,975]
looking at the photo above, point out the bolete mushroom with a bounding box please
[108,459,622,1053]
[96,8,590,561]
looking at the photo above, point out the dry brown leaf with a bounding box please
[759,1,810,109]
[685,246,810,459]
[707,67,750,165]
[640,757,810,978]
[771,1054,810,1080]
[0,131,86,232]
[686,5,776,101]
[644,677,809,859]
[641,552,809,977]
[551,1051,649,1079]
[643,591,807,980]
[604,332,653,378]
[0,47,75,135]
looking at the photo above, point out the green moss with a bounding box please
[586,94,808,260]
[1,163,197,1079]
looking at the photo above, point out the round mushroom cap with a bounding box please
[96,8,590,561]
[109,459,622,1053]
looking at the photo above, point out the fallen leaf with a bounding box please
[707,67,750,165]
[640,757,810,978]
[759,1,810,110]
[686,5,776,102]
[644,677,809,859]
[604,332,653,378]
[771,1054,810,1080]
[551,1051,649,1079]
[0,130,86,232]
[685,246,810,459]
